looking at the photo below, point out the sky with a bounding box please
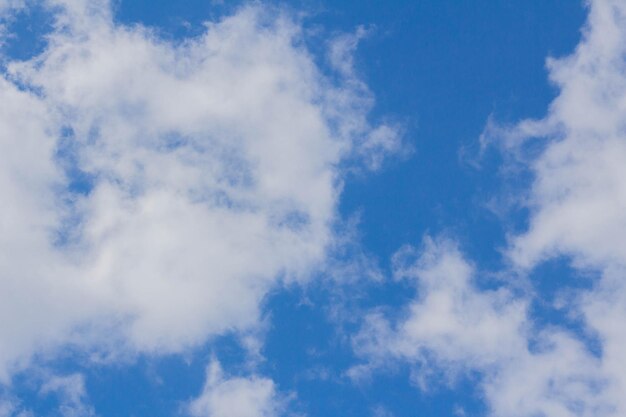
[3,0,626,416]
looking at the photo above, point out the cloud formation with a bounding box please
[0,0,398,384]
[502,0,626,271]
[189,360,287,417]
[496,1,626,411]
[353,239,608,417]
[39,373,96,417]
[353,1,626,416]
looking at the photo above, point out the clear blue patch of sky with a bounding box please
[1,3,53,62]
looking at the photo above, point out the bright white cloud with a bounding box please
[188,360,287,417]
[0,0,399,382]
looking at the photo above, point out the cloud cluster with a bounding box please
[353,239,608,417]
[353,1,626,416]
[0,0,398,387]
[503,1,626,412]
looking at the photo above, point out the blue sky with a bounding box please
[2,1,626,417]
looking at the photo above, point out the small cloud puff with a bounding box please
[188,360,289,417]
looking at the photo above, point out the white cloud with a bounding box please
[0,0,24,14]
[483,0,626,271]
[326,27,405,171]
[0,399,17,417]
[353,238,527,372]
[188,360,287,417]
[0,0,399,382]
[0,372,96,417]
[352,238,611,417]
[355,1,626,416]
[40,373,96,417]
[496,0,626,412]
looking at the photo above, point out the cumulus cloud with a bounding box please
[188,360,287,417]
[352,238,610,417]
[0,0,399,382]
[354,1,626,416]
[497,0,626,411]
[481,0,626,271]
